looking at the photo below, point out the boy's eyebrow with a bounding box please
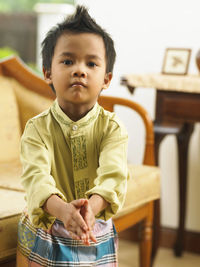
[59,52,102,61]
[59,52,75,57]
[87,54,102,61]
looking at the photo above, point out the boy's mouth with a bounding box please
[71,81,86,87]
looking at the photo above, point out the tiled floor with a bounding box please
[118,239,200,267]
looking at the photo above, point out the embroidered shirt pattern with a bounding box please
[71,136,88,171]
[75,178,90,198]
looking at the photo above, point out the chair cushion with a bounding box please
[0,188,25,221]
[0,160,23,191]
[0,76,22,162]
[0,188,26,262]
[113,164,160,219]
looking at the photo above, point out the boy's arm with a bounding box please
[20,120,67,229]
[88,194,108,216]
[85,119,128,221]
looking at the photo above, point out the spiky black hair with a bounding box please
[41,5,116,73]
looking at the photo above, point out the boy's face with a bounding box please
[44,32,112,116]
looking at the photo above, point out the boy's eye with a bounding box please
[63,59,73,65]
[88,61,97,67]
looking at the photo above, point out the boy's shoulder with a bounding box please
[21,107,52,140]
[98,105,127,134]
[24,107,52,131]
[99,105,122,124]
[29,108,51,122]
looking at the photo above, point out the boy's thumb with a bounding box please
[73,199,88,208]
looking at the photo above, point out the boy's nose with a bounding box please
[71,66,87,78]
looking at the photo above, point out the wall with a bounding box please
[76,0,200,232]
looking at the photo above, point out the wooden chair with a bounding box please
[0,56,160,267]
[98,96,160,267]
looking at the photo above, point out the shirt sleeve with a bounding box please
[20,120,67,230]
[85,118,129,221]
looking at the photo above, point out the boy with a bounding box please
[17,5,128,267]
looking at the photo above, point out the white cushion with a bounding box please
[114,165,160,219]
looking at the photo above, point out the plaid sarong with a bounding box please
[18,212,118,266]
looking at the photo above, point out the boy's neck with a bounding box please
[58,102,96,122]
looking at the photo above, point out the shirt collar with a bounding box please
[51,99,100,127]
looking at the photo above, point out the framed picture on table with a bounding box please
[162,48,191,75]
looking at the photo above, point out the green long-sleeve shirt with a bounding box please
[20,99,128,229]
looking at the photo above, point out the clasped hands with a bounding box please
[61,199,97,245]
[44,194,107,246]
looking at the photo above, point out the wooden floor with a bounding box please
[119,239,200,267]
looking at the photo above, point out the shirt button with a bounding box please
[72,125,78,131]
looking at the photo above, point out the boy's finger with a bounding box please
[81,232,90,246]
[68,231,80,240]
[84,212,95,231]
[76,226,89,240]
[73,212,88,231]
[89,231,97,243]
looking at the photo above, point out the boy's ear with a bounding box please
[43,67,52,85]
[103,72,112,90]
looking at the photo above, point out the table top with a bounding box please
[123,73,200,94]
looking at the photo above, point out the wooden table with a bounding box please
[121,73,200,258]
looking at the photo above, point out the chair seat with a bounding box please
[114,165,160,219]
[0,188,26,262]
[0,160,24,192]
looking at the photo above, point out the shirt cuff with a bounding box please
[85,187,124,221]
[28,185,67,230]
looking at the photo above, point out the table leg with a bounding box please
[174,123,194,257]
[152,123,188,262]
[151,130,166,265]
